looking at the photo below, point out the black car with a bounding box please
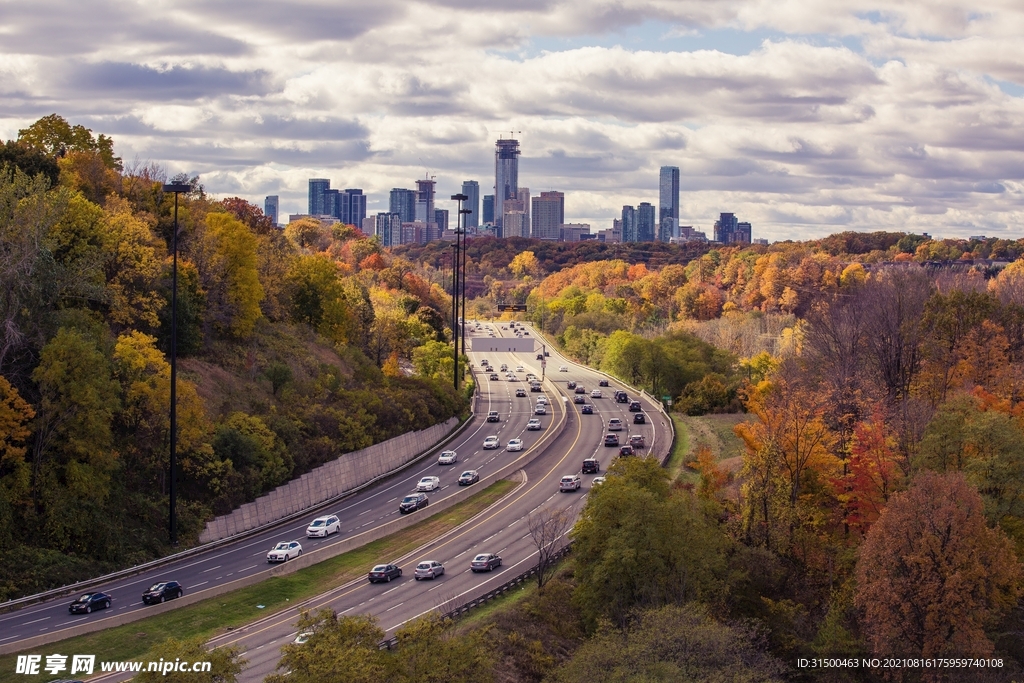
[69,592,112,614]
[629,401,642,412]
[536,354,544,360]
[399,493,429,513]
[471,553,503,572]
[582,458,600,474]
[368,564,403,583]
[567,381,576,389]
[619,445,635,457]
[634,412,646,424]
[575,386,586,394]
[142,581,183,605]
[581,405,593,414]
[615,391,629,403]
[599,379,609,387]
[604,433,619,447]
[573,394,586,404]
[458,470,480,486]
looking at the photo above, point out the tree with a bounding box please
[548,604,786,683]
[133,637,243,683]
[386,614,494,683]
[835,410,903,534]
[100,196,164,329]
[0,141,59,186]
[201,212,265,338]
[18,114,121,170]
[528,506,572,588]
[855,472,1021,659]
[0,376,33,544]
[268,610,387,683]
[509,250,539,278]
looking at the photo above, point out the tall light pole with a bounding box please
[162,182,190,546]
[459,206,472,355]
[450,194,468,391]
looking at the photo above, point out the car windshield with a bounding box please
[78,594,93,602]
[402,496,417,503]
[419,478,431,483]
[274,542,289,550]
[372,565,388,572]
[147,583,165,592]
[473,555,489,561]
[310,520,324,527]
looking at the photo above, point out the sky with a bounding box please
[1,0,1023,242]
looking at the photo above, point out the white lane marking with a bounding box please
[189,581,209,589]
[0,635,21,642]
[23,616,49,625]
[201,565,222,573]
[239,565,258,572]
[358,509,372,516]
[384,603,403,612]
[382,585,401,595]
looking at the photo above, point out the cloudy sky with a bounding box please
[2,0,1023,241]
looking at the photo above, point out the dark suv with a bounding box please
[615,391,629,403]
[142,581,183,605]
[582,458,600,474]
[604,433,619,447]
[399,493,429,513]
[629,400,642,412]
[634,412,646,424]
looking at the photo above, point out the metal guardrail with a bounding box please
[379,544,573,650]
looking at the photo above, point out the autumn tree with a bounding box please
[855,472,1021,659]
[198,212,265,338]
[509,250,540,278]
[528,506,572,588]
[0,376,34,544]
[835,410,903,534]
[18,114,120,170]
[100,196,164,329]
[134,637,243,683]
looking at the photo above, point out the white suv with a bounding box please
[559,474,582,492]
[305,515,340,537]
[608,418,623,431]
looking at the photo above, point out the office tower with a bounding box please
[344,189,366,226]
[324,188,340,217]
[308,178,330,215]
[714,212,738,243]
[389,188,416,223]
[735,221,752,244]
[415,178,436,224]
[621,205,637,242]
[482,195,494,224]
[517,188,530,231]
[461,180,480,229]
[560,223,590,242]
[659,166,680,242]
[375,212,402,247]
[531,191,564,241]
[264,196,279,225]
[503,210,528,238]
[435,209,449,232]
[494,138,520,229]
[637,202,656,242]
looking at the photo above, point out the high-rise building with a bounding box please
[532,191,564,241]
[264,196,279,225]
[714,212,738,243]
[659,166,680,242]
[344,189,366,227]
[735,221,752,244]
[434,209,449,232]
[323,188,340,218]
[308,178,330,215]
[517,188,530,232]
[494,138,520,229]
[389,188,417,223]
[461,180,480,229]
[621,205,637,242]
[415,178,436,224]
[503,211,528,238]
[374,212,402,247]
[638,202,656,242]
[482,195,494,224]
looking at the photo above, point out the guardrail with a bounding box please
[2,404,480,615]
[379,544,573,650]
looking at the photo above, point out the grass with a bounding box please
[0,479,516,683]
[666,413,749,485]
[666,414,693,483]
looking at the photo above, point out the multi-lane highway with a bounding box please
[1,321,672,682]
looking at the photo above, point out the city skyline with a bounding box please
[5,3,1021,241]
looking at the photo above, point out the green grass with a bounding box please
[702,414,747,462]
[667,414,694,483]
[0,479,516,683]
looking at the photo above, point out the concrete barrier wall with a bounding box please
[198,417,460,543]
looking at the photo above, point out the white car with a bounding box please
[592,476,607,486]
[527,418,542,430]
[483,436,501,449]
[534,405,547,415]
[507,438,524,451]
[417,476,441,491]
[506,373,516,381]
[437,450,458,465]
[536,396,548,405]
[608,418,623,431]
[267,541,302,563]
[590,389,602,398]
[305,515,340,538]
[414,560,445,580]
[559,365,568,372]
[515,365,524,372]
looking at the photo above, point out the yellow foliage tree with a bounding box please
[101,196,164,329]
[204,212,265,338]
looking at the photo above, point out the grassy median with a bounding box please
[0,479,517,683]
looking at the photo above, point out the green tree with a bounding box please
[133,636,244,683]
[201,212,265,338]
[0,141,59,186]
[212,412,291,500]
[101,196,164,329]
[18,114,121,170]
[571,457,727,627]
[412,340,456,384]
[548,604,786,683]
[268,610,387,683]
[0,376,34,545]
[387,615,494,683]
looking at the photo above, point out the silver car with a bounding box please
[414,560,445,580]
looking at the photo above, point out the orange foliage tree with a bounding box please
[834,409,903,534]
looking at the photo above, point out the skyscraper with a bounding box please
[659,166,679,242]
[434,209,449,232]
[621,205,637,242]
[308,178,330,215]
[461,180,480,229]
[482,195,494,224]
[344,189,366,227]
[494,138,520,230]
[532,191,564,241]
[324,188,340,217]
[517,187,530,232]
[264,196,279,225]
[389,188,416,223]
[714,213,738,243]
[638,202,656,242]
[415,178,436,225]
[375,212,402,247]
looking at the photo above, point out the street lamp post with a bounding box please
[459,207,472,355]
[450,194,468,391]
[162,182,190,546]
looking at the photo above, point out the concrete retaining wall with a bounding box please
[198,417,460,543]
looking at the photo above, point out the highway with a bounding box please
[1,321,672,682]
